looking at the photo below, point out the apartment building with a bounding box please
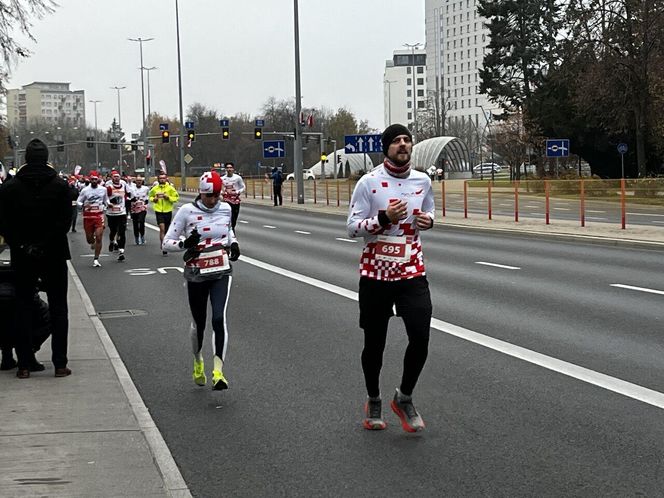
[383,48,427,130]
[6,81,85,129]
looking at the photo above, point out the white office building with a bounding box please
[6,81,85,129]
[383,48,427,130]
[425,0,494,131]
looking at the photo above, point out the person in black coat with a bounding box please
[0,138,73,378]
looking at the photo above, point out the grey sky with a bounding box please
[9,0,424,135]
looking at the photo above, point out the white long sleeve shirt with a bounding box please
[347,165,434,281]
[105,179,128,217]
[129,185,150,214]
[77,185,108,219]
[163,198,238,280]
[221,174,245,205]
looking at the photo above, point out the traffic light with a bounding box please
[57,140,65,152]
[222,127,230,140]
[110,138,118,150]
[254,127,262,140]
[320,154,328,164]
[187,130,196,142]
[6,135,13,149]
[87,136,94,149]
[161,130,170,143]
[131,139,138,151]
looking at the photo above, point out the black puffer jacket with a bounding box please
[0,164,72,261]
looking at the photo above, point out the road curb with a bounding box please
[67,261,193,498]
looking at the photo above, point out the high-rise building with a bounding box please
[6,81,85,129]
[383,48,427,131]
[425,0,493,132]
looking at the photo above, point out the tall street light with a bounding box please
[143,66,157,118]
[384,79,396,126]
[175,0,186,190]
[111,86,126,174]
[293,0,304,204]
[128,36,154,176]
[404,42,422,142]
[89,99,101,167]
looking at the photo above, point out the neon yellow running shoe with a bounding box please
[192,359,206,386]
[212,369,228,391]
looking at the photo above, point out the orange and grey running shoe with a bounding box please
[363,397,387,430]
[391,389,425,433]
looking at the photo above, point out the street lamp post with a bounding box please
[404,42,422,142]
[111,86,126,174]
[175,0,186,190]
[143,67,157,118]
[384,79,396,126]
[89,99,101,168]
[128,36,154,177]
[293,0,304,204]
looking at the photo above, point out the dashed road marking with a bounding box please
[295,230,311,235]
[239,220,249,224]
[476,261,521,270]
[627,213,664,217]
[335,237,358,243]
[611,284,664,296]
[263,225,277,229]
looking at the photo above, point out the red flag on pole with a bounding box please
[306,114,314,127]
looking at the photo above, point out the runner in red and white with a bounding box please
[347,123,434,433]
[128,176,150,245]
[162,171,240,391]
[221,162,245,229]
[77,171,108,267]
[105,170,129,261]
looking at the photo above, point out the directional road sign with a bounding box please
[159,123,169,131]
[219,119,230,127]
[344,134,382,154]
[255,119,265,127]
[617,143,628,155]
[263,140,285,159]
[546,139,570,157]
[185,121,195,130]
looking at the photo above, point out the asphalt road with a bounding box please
[68,202,664,497]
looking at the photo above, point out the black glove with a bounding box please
[229,242,240,261]
[183,247,201,263]
[182,228,200,249]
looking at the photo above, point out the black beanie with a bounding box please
[381,124,412,155]
[25,138,49,165]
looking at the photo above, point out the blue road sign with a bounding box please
[219,119,230,127]
[185,121,195,130]
[617,143,628,155]
[546,139,570,157]
[344,134,383,154]
[263,140,285,159]
[159,123,169,131]
[255,119,265,127]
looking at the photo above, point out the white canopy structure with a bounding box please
[308,149,375,178]
[412,136,471,178]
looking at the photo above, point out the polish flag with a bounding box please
[74,165,82,175]
[306,114,314,128]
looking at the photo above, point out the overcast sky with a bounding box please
[9,0,424,136]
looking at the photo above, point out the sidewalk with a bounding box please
[233,194,664,249]
[0,248,191,497]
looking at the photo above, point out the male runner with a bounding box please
[77,171,108,267]
[105,170,129,261]
[221,162,245,229]
[148,173,179,255]
[347,123,435,433]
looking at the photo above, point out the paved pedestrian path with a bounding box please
[0,249,191,498]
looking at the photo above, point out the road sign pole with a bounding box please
[293,0,304,204]
[621,154,624,179]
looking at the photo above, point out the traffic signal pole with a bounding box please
[293,0,304,204]
[175,0,186,191]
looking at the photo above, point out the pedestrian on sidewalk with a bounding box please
[162,171,240,391]
[347,124,435,433]
[267,166,283,206]
[149,173,179,255]
[221,162,245,229]
[0,138,73,378]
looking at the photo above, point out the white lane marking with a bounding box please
[627,212,664,217]
[586,210,606,214]
[476,261,521,270]
[239,220,249,224]
[295,230,311,235]
[553,207,571,211]
[652,221,664,225]
[586,217,607,221]
[336,237,358,243]
[611,284,664,296]
[238,255,664,411]
[525,205,540,208]
[263,225,277,229]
